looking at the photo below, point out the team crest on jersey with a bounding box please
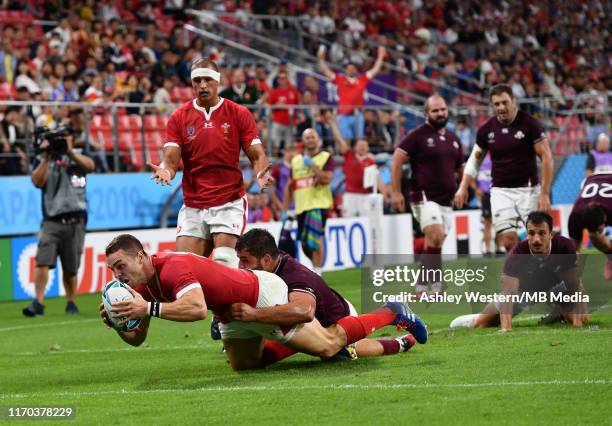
[488,132,495,140]
[187,126,195,137]
[204,122,213,129]
[222,122,231,133]
[514,130,525,140]
[426,138,434,147]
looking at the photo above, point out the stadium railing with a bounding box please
[186,9,487,106]
[0,94,608,173]
[185,10,486,107]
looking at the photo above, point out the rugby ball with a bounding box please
[102,280,141,332]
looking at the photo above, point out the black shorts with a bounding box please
[297,209,328,242]
[36,220,86,275]
[481,192,492,219]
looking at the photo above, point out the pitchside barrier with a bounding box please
[0,205,583,302]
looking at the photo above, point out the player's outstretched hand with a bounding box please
[147,162,173,186]
[537,193,551,213]
[111,286,148,321]
[229,303,257,322]
[391,191,405,213]
[257,166,275,192]
[454,187,468,208]
[99,303,112,329]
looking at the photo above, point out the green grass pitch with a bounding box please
[0,267,610,425]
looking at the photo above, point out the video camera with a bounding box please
[34,124,73,157]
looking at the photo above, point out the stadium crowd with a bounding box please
[0,0,609,230]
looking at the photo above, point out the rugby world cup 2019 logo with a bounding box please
[187,126,195,139]
[16,242,54,299]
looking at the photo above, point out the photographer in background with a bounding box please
[22,127,95,317]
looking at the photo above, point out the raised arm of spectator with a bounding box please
[366,46,386,79]
[317,47,335,80]
[327,112,350,154]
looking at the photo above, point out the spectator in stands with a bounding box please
[0,38,17,84]
[586,113,608,145]
[270,145,296,219]
[126,76,153,114]
[317,44,386,141]
[153,77,173,112]
[265,70,300,154]
[456,119,473,152]
[219,67,260,105]
[0,109,27,175]
[586,133,612,176]
[327,113,377,218]
[150,49,179,88]
[50,74,79,102]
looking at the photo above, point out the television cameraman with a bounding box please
[22,125,95,317]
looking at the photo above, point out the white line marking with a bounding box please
[1,380,608,400]
[12,343,216,356]
[0,319,100,333]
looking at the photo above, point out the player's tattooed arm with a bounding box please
[391,149,408,213]
[534,139,553,212]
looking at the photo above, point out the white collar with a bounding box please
[193,97,224,121]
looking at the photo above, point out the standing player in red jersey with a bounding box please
[454,84,554,253]
[148,58,274,268]
[101,234,426,370]
[391,95,464,296]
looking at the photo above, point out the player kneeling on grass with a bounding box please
[233,229,428,366]
[450,211,589,331]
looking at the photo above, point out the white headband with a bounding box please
[191,68,221,82]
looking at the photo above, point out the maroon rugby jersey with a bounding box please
[476,109,547,188]
[568,173,612,242]
[274,253,350,327]
[397,123,464,206]
[503,234,577,293]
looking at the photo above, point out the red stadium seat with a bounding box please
[144,114,166,130]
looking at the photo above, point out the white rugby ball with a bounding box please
[102,280,141,332]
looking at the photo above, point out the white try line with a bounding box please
[1,379,609,400]
[0,318,100,333]
[13,343,217,356]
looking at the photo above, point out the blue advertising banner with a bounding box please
[11,236,59,301]
[0,172,183,236]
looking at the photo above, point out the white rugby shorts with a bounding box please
[177,196,247,240]
[490,186,540,234]
[410,201,453,233]
[219,270,301,343]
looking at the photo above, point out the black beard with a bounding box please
[428,117,448,130]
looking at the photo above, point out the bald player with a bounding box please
[455,83,554,252]
[391,94,464,295]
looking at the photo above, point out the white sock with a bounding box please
[212,246,239,269]
[449,313,479,329]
